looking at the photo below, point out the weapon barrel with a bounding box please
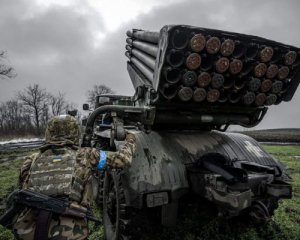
[126,39,158,57]
[160,83,178,100]
[193,88,207,102]
[232,41,246,58]
[247,78,261,92]
[125,52,154,82]
[211,73,224,89]
[260,79,273,92]
[234,78,246,90]
[127,62,152,89]
[163,67,181,84]
[272,80,283,94]
[242,91,256,105]
[207,89,220,103]
[255,93,267,106]
[182,70,197,87]
[229,91,242,103]
[166,49,184,67]
[223,77,234,89]
[218,89,228,103]
[245,43,259,59]
[265,94,277,105]
[178,86,193,102]
[172,29,188,49]
[197,72,211,87]
[131,48,156,70]
[260,46,274,62]
[200,53,213,71]
[127,30,159,44]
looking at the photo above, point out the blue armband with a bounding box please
[98,150,107,170]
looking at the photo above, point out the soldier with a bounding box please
[13,114,136,240]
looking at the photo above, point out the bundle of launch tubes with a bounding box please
[125,25,300,106]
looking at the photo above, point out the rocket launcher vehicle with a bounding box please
[83,26,297,238]
[125,25,300,130]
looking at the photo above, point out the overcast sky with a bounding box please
[0,0,299,129]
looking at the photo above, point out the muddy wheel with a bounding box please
[103,169,131,240]
[95,170,105,208]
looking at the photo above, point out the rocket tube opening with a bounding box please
[232,41,246,58]
[229,92,241,103]
[207,89,220,102]
[229,59,243,74]
[255,93,267,106]
[223,77,234,89]
[270,48,282,63]
[200,54,213,71]
[164,67,181,84]
[193,88,207,102]
[245,43,259,59]
[190,34,206,52]
[218,89,228,103]
[284,51,297,65]
[291,51,300,67]
[160,83,178,100]
[254,63,267,78]
[272,81,283,94]
[265,94,277,105]
[206,37,221,54]
[220,39,235,57]
[266,64,279,79]
[260,46,274,62]
[234,78,246,90]
[240,60,255,77]
[278,66,290,80]
[197,72,211,87]
[186,53,201,70]
[211,73,224,89]
[248,78,261,92]
[260,79,273,93]
[172,29,188,49]
[182,71,197,87]
[166,49,184,67]
[178,87,193,101]
[243,92,256,105]
[215,57,230,73]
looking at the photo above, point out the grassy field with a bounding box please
[0,145,300,240]
[239,128,300,143]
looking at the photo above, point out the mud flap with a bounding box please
[205,187,251,212]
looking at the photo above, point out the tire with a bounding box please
[103,169,131,240]
[95,170,105,208]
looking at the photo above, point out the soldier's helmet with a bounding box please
[45,115,81,145]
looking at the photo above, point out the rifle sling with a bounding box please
[34,210,52,240]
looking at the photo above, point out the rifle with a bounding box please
[0,189,101,227]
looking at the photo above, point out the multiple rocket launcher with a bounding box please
[125,25,300,107]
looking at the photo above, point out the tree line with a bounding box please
[0,84,78,137]
[0,83,113,138]
[0,50,113,138]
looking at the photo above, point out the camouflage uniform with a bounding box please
[13,115,136,240]
[105,133,136,168]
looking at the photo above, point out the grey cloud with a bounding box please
[0,0,299,129]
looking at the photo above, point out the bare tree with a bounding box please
[49,92,67,116]
[0,51,16,79]
[0,100,33,136]
[86,84,114,108]
[18,84,49,133]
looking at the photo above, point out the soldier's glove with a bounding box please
[125,132,136,143]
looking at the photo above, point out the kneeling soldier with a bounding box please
[9,115,136,240]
